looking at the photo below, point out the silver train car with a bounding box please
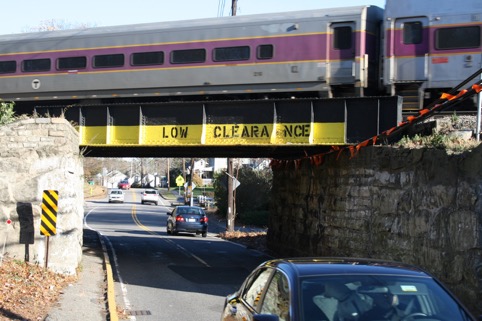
[383,0,482,110]
[0,0,481,111]
[0,6,383,104]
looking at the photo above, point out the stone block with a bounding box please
[0,118,83,275]
[269,145,482,315]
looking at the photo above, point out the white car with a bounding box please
[141,189,159,205]
[108,189,124,203]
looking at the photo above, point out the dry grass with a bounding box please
[84,183,107,199]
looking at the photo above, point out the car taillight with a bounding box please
[200,216,208,223]
[176,215,185,222]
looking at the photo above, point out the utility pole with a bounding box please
[167,158,170,191]
[226,0,237,232]
[141,159,144,187]
[231,0,237,16]
[227,159,234,232]
[187,158,194,206]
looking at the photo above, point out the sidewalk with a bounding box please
[44,229,110,321]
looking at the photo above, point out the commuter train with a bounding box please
[0,0,480,112]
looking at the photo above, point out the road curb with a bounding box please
[98,234,119,321]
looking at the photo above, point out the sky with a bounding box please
[0,0,385,35]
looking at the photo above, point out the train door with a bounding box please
[328,22,356,87]
[392,17,429,82]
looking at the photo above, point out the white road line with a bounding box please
[84,207,136,321]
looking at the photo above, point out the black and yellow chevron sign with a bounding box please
[40,190,58,236]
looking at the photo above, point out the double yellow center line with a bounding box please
[129,193,210,267]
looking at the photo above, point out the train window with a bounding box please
[93,54,124,68]
[22,58,51,72]
[257,45,274,59]
[131,51,164,66]
[403,22,423,45]
[333,26,352,50]
[0,61,16,74]
[57,56,87,70]
[171,49,206,64]
[435,26,480,50]
[213,46,250,61]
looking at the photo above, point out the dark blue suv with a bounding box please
[166,206,208,237]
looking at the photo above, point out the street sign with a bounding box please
[233,177,241,190]
[40,190,58,269]
[184,182,197,190]
[40,190,58,236]
[17,202,34,245]
[175,175,185,187]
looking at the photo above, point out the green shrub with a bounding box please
[0,102,15,125]
[213,166,272,218]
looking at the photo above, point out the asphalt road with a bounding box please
[84,189,271,321]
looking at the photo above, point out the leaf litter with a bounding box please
[0,257,76,321]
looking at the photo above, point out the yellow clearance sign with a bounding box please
[77,97,400,147]
[40,190,58,236]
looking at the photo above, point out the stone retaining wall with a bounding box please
[269,145,482,315]
[0,118,83,274]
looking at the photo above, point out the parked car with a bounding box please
[118,180,130,190]
[141,189,159,205]
[108,189,124,203]
[166,205,208,237]
[220,257,477,321]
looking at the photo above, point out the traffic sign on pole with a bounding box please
[175,175,185,187]
[233,177,241,190]
[40,190,58,237]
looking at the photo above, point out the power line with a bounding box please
[217,0,226,17]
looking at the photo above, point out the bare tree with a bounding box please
[23,19,96,32]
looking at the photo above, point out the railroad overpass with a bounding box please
[31,96,401,158]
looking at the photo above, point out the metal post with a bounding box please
[477,86,482,142]
[45,236,49,269]
[25,244,29,262]
[227,158,234,232]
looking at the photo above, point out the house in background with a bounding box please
[196,158,269,186]
[97,170,127,188]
